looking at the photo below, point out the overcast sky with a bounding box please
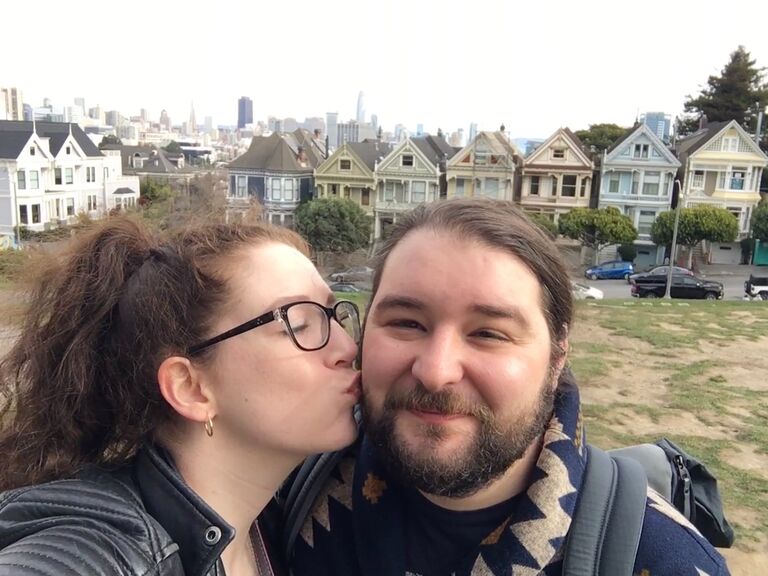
[3,0,767,138]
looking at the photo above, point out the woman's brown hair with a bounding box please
[0,215,308,491]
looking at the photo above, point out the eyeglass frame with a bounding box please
[186,299,361,356]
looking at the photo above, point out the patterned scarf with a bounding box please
[295,379,587,576]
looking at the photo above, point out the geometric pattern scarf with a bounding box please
[296,379,587,576]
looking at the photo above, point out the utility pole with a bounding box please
[664,179,683,299]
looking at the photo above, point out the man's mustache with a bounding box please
[382,384,494,425]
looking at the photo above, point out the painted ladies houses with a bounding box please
[675,120,767,264]
[598,123,680,268]
[373,135,456,240]
[518,127,594,222]
[445,130,521,201]
[314,140,392,215]
[0,120,140,242]
[227,129,326,227]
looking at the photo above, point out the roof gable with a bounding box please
[525,127,593,167]
[447,131,520,168]
[376,138,438,174]
[316,143,372,177]
[687,120,768,160]
[604,123,679,166]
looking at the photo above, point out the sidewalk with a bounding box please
[698,263,765,277]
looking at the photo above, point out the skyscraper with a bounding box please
[326,112,339,150]
[416,124,424,137]
[356,91,365,124]
[238,96,253,129]
[640,112,671,143]
[371,114,378,132]
[188,102,197,135]
[468,122,478,143]
[0,87,24,121]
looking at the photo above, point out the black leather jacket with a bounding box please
[0,444,284,576]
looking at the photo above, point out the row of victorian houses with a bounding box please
[228,120,767,267]
[0,120,140,244]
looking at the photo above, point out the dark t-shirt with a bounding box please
[403,487,522,576]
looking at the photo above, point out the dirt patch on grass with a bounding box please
[722,445,768,480]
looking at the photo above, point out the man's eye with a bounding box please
[472,329,510,341]
[388,319,424,330]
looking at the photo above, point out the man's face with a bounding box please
[362,229,565,498]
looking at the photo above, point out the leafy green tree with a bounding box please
[573,124,628,153]
[617,244,637,262]
[140,178,173,203]
[528,213,558,238]
[681,46,768,136]
[98,134,122,149]
[295,198,372,254]
[163,141,182,154]
[750,199,768,241]
[651,205,739,267]
[559,207,637,264]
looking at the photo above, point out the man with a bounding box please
[290,199,729,576]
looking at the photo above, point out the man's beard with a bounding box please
[362,372,557,499]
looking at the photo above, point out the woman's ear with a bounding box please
[157,356,216,424]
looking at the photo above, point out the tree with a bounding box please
[527,213,558,238]
[295,198,372,254]
[163,141,182,154]
[98,134,122,149]
[573,124,628,153]
[681,46,768,136]
[651,205,739,267]
[558,207,637,263]
[750,199,768,241]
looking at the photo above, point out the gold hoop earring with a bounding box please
[204,416,214,437]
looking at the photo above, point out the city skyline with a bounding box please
[3,0,767,138]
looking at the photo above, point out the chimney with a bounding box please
[698,115,708,131]
[297,145,307,163]
[314,128,321,138]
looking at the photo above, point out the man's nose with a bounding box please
[411,328,464,393]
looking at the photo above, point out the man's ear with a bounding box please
[157,356,216,424]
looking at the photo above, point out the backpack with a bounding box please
[282,434,734,576]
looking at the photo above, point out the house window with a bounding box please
[455,178,465,197]
[638,210,656,236]
[384,181,395,202]
[692,170,704,188]
[608,174,620,193]
[730,168,746,190]
[530,176,540,195]
[271,178,282,200]
[339,159,351,170]
[65,168,73,185]
[474,153,488,165]
[722,137,738,152]
[66,146,71,155]
[55,168,62,185]
[19,205,28,224]
[561,175,577,197]
[31,204,41,223]
[86,167,96,182]
[642,171,660,196]
[411,181,426,203]
[401,155,414,167]
[631,172,640,194]
[87,195,97,211]
[17,171,26,190]
[484,178,499,199]
[633,144,649,159]
[580,178,589,197]
[235,176,247,197]
[29,170,39,189]
[395,182,406,203]
[551,175,558,196]
[30,147,35,156]
[284,179,294,201]
[66,198,75,216]
[552,148,566,160]
[361,188,370,206]
[283,214,294,229]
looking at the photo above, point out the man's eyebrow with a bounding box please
[472,304,531,330]
[374,295,426,312]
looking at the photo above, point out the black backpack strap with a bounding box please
[282,405,362,558]
[562,445,648,576]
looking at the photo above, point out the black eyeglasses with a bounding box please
[187,300,361,356]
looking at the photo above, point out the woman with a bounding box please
[0,216,361,576]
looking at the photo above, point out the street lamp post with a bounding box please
[664,179,683,299]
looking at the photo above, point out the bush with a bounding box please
[617,243,637,262]
[0,248,30,281]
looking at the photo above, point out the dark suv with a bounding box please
[630,274,723,300]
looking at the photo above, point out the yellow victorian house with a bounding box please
[314,140,392,214]
[676,120,768,264]
[445,131,522,201]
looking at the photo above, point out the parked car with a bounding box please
[584,260,634,280]
[329,266,373,283]
[328,282,361,293]
[744,275,768,300]
[571,281,604,300]
[630,274,723,300]
[629,265,694,284]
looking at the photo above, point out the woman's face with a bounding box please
[201,242,360,456]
